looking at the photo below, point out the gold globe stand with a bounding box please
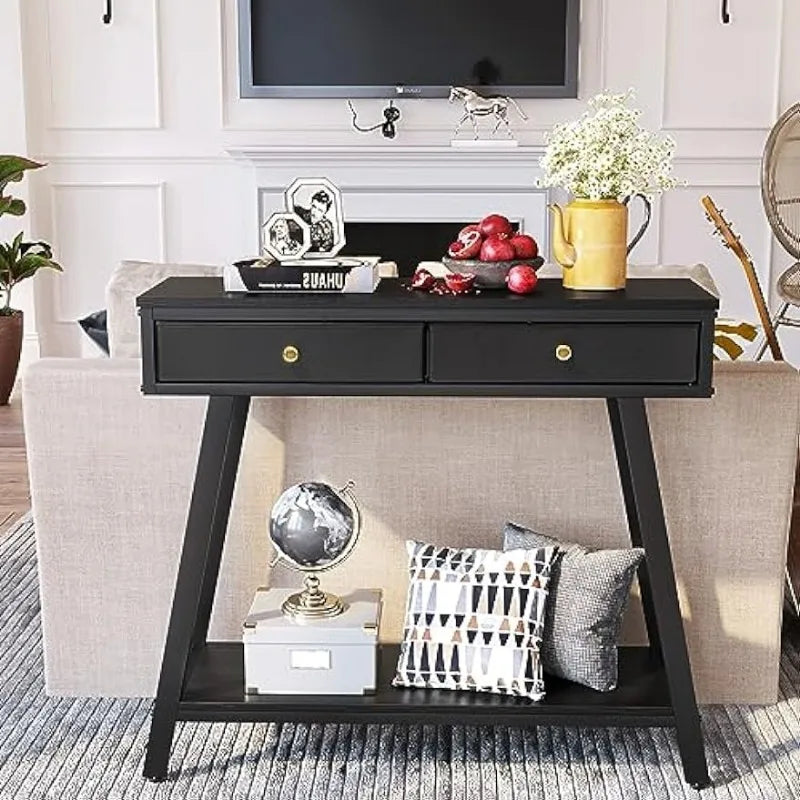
[281,574,347,620]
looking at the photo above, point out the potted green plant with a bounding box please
[0,156,62,405]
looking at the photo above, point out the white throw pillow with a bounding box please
[393,540,556,701]
[106,260,222,358]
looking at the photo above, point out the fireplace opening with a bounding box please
[342,221,520,277]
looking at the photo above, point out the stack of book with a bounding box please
[223,257,382,294]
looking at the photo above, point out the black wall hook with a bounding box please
[721,0,731,24]
[103,0,112,24]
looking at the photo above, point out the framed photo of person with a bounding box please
[284,178,346,259]
[261,212,311,262]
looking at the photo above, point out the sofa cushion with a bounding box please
[503,521,644,691]
[106,260,222,358]
[392,540,557,701]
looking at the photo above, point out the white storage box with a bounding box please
[243,588,382,695]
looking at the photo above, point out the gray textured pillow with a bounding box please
[503,522,644,692]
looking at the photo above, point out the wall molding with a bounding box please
[225,144,547,168]
[660,0,784,132]
[48,182,167,325]
[43,0,163,131]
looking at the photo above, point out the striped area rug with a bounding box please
[1,515,800,799]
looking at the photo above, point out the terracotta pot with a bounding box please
[0,311,23,406]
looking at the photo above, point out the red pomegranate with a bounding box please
[457,223,481,242]
[447,229,482,260]
[430,278,451,295]
[507,264,539,295]
[410,268,435,290]
[509,234,539,259]
[480,235,516,262]
[444,272,475,294]
[479,213,513,239]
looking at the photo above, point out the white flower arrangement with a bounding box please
[539,91,679,200]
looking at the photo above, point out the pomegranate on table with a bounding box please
[480,235,516,262]
[447,228,483,260]
[443,272,475,294]
[506,264,539,295]
[457,223,482,242]
[410,267,435,290]
[509,233,539,259]
[409,267,477,295]
[479,213,513,239]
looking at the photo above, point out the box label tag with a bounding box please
[290,649,332,670]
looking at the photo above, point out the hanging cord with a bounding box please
[347,100,401,139]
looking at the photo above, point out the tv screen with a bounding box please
[239,0,579,98]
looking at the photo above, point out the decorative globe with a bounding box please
[269,482,358,572]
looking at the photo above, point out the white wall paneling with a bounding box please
[44,0,162,130]
[662,0,783,131]
[48,183,165,355]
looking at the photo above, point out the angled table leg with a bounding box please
[607,397,710,790]
[143,395,250,782]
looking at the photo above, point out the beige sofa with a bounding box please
[23,262,800,704]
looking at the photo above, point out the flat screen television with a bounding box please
[238,0,580,99]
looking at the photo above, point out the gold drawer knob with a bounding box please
[282,345,300,364]
[555,344,573,362]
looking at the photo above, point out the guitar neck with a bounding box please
[701,195,784,362]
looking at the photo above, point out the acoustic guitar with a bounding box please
[701,194,783,360]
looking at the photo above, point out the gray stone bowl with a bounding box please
[442,256,545,289]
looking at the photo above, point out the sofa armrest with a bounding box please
[22,358,286,696]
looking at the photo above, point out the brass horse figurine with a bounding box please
[448,86,529,140]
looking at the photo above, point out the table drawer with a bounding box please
[428,323,700,385]
[155,322,424,384]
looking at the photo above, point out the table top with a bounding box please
[138,277,718,323]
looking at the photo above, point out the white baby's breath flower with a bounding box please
[538,91,678,200]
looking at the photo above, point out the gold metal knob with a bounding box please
[555,344,573,362]
[282,345,300,364]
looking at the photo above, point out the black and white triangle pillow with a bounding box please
[392,541,557,701]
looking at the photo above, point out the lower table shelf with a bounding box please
[178,643,674,728]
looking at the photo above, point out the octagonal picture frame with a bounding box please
[284,177,346,259]
[261,211,311,262]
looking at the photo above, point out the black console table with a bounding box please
[137,276,717,788]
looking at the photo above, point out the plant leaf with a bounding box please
[11,232,23,261]
[0,196,25,217]
[0,246,10,289]
[11,253,60,283]
[0,236,61,292]
[0,156,44,191]
[5,198,25,216]
[20,241,53,258]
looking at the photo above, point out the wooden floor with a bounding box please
[0,399,29,534]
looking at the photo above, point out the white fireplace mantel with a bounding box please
[225,143,545,166]
[227,145,551,257]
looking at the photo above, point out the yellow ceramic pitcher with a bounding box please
[549,195,651,290]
